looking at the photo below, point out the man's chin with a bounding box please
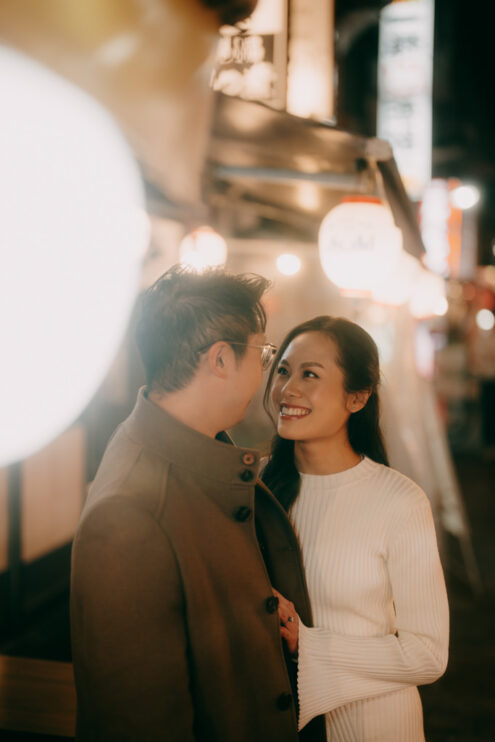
[230,414,246,430]
[226,404,252,431]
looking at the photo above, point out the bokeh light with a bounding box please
[476,309,495,331]
[276,253,302,276]
[434,296,449,316]
[449,184,481,210]
[0,46,148,466]
[179,226,227,271]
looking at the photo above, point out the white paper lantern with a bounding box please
[0,46,148,466]
[179,226,227,271]
[372,251,421,306]
[409,269,447,319]
[318,197,402,293]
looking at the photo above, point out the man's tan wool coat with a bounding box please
[71,389,325,742]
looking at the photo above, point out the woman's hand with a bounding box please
[272,587,299,656]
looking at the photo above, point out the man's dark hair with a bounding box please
[136,265,270,394]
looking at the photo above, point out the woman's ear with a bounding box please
[347,389,371,413]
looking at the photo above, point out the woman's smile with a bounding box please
[279,404,312,420]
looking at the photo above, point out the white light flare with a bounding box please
[476,309,495,331]
[450,184,481,210]
[433,296,449,316]
[276,253,301,276]
[179,226,227,271]
[0,45,149,466]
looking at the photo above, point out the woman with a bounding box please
[262,316,449,742]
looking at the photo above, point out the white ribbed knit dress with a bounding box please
[291,456,449,742]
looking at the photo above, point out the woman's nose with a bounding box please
[283,376,301,397]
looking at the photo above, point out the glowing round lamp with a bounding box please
[372,251,421,306]
[434,296,449,317]
[409,270,446,319]
[179,226,227,271]
[450,184,480,210]
[0,46,148,466]
[476,309,495,331]
[276,254,301,276]
[318,197,402,294]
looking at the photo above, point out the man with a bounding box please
[71,266,325,741]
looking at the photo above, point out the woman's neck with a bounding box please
[294,435,361,475]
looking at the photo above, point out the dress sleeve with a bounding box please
[71,496,195,741]
[297,495,449,730]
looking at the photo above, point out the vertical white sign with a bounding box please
[377,0,434,200]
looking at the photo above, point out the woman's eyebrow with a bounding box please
[301,361,325,369]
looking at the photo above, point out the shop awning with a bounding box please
[204,93,425,258]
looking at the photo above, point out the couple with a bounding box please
[70,266,449,741]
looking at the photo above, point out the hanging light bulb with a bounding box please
[276,253,301,276]
[179,226,227,271]
[318,196,402,294]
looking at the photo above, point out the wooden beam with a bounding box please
[0,655,76,737]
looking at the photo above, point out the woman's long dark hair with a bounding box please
[262,316,389,512]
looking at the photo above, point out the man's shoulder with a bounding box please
[83,424,169,523]
[71,484,178,585]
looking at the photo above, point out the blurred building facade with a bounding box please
[0,1,494,738]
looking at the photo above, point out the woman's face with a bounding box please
[270,331,356,444]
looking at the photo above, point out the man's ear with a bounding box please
[207,341,231,379]
[346,389,371,413]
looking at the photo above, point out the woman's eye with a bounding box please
[303,370,318,379]
[276,366,288,376]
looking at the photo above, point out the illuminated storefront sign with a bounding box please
[286,0,334,120]
[211,0,334,120]
[420,178,477,280]
[377,0,434,200]
[211,0,288,109]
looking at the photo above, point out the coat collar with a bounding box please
[124,388,261,486]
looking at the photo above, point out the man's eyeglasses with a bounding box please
[229,342,278,371]
[198,342,278,371]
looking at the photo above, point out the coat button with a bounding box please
[234,506,252,522]
[277,692,292,710]
[241,452,256,466]
[239,469,254,482]
[265,596,279,614]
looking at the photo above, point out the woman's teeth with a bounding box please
[280,405,310,417]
